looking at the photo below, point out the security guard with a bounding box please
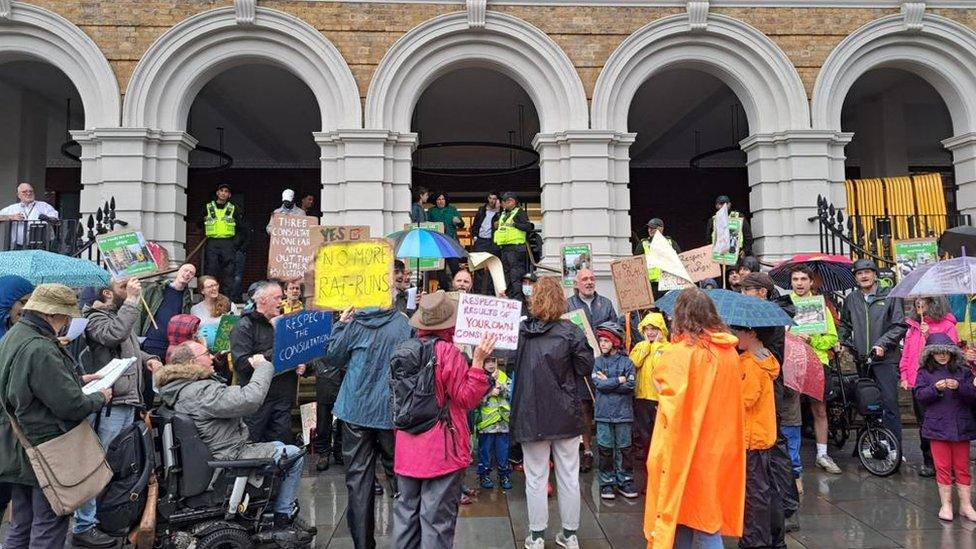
[493,192,534,302]
[202,183,248,299]
[638,217,682,299]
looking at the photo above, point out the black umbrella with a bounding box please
[939,226,976,257]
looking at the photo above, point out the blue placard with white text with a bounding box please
[273,310,333,373]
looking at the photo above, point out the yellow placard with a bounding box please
[312,239,394,310]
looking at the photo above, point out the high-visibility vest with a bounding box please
[205,201,236,238]
[476,371,511,431]
[641,239,662,282]
[493,207,526,246]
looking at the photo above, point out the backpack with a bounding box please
[96,421,155,536]
[389,338,449,435]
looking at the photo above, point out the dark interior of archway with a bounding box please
[841,68,956,214]
[186,63,321,288]
[0,60,84,218]
[628,68,749,253]
[410,67,541,243]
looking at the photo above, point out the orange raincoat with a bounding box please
[643,332,746,549]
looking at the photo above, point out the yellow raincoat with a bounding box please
[629,312,670,401]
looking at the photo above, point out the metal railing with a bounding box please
[0,198,127,263]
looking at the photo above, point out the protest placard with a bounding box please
[402,222,445,271]
[647,232,694,291]
[561,244,592,287]
[790,295,829,335]
[562,309,600,358]
[711,205,743,265]
[610,255,655,312]
[267,214,318,280]
[213,314,241,353]
[454,293,522,350]
[300,402,317,446]
[893,238,939,282]
[96,230,158,279]
[679,244,722,282]
[313,239,394,310]
[273,309,333,373]
[310,225,371,250]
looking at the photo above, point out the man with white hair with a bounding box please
[230,280,306,444]
[0,183,59,248]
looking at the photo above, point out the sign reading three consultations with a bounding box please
[313,239,394,310]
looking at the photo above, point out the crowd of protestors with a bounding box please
[3,187,976,549]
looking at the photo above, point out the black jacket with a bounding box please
[706,212,754,256]
[229,311,298,402]
[510,318,594,443]
[471,205,499,242]
[838,285,907,364]
[495,206,534,234]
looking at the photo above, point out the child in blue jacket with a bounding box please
[592,322,637,500]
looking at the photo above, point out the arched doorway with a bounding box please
[184,64,322,293]
[627,68,749,253]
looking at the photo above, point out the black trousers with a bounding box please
[342,422,396,549]
[204,238,237,295]
[740,449,787,549]
[633,399,657,463]
[770,432,799,518]
[5,484,68,549]
[245,397,294,443]
[471,238,500,295]
[870,361,903,445]
[314,378,342,456]
[392,470,465,549]
[499,245,527,301]
[911,389,933,466]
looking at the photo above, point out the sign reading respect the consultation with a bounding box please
[273,309,333,373]
[453,293,522,350]
[312,239,394,310]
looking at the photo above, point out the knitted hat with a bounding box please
[596,327,622,349]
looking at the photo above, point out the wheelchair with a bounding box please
[824,351,901,477]
[147,407,313,549]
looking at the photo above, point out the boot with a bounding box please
[957,484,976,522]
[938,483,954,521]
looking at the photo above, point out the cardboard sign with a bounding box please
[213,314,241,353]
[610,255,655,312]
[312,239,394,310]
[267,214,318,281]
[893,238,939,282]
[679,245,722,282]
[273,309,333,373]
[562,309,599,358]
[96,230,158,279]
[310,225,371,250]
[454,293,522,350]
[402,222,445,271]
[790,295,829,335]
[300,402,317,446]
[561,244,592,287]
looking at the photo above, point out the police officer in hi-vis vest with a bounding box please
[203,183,248,300]
[493,192,534,302]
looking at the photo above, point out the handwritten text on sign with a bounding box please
[454,293,522,350]
[679,245,722,283]
[313,240,394,310]
[268,214,317,280]
[610,255,655,312]
[273,310,333,373]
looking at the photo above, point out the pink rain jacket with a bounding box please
[900,315,958,388]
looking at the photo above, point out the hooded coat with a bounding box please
[592,353,636,423]
[82,297,160,406]
[900,314,958,389]
[327,308,412,430]
[643,332,745,549]
[155,358,278,460]
[509,318,594,443]
[741,349,780,451]
[0,275,33,340]
[629,312,670,401]
[914,345,976,442]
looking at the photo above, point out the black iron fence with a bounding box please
[0,198,126,263]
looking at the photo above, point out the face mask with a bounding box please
[283,201,294,209]
[522,285,533,297]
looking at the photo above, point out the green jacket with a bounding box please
[0,314,106,485]
[426,205,464,239]
[139,279,193,336]
[788,292,838,365]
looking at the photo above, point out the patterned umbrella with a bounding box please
[783,332,826,401]
[768,253,856,293]
[889,256,976,298]
[0,250,111,287]
[387,227,468,259]
[654,288,795,328]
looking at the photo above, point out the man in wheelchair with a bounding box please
[154,340,316,544]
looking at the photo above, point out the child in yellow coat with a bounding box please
[628,312,670,462]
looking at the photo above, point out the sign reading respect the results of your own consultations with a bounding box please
[313,239,394,310]
[454,293,522,350]
[273,310,333,373]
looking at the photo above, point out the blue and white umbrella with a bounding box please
[654,288,795,328]
[0,250,111,287]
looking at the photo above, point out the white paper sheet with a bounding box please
[82,357,137,395]
[65,318,88,342]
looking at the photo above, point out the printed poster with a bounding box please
[96,230,158,279]
[454,293,522,350]
[711,205,742,265]
[561,244,592,287]
[212,314,241,353]
[312,239,394,310]
[790,295,829,335]
[893,239,939,282]
[562,309,600,358]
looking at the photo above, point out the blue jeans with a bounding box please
[272,442,304,515]
[477,432,510,478]
[596,421,633,487]
[782,425,802,477]
[74,405,136,534]
[673,525,723,549]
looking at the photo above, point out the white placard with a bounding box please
[454,293,522,350]
[82,357,137,395]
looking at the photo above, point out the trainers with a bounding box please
[480,475,495,489]
[815,455,842,475]
[580,451,594,472]
[600,485,616,500]
[500,476,513,491]
[524,535,545,549]
[72,529,117,548]
[373,481,384,495]
[315,455,330,472]
[555,532,580,549]
[617,481,639,499]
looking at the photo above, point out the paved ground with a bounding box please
[303,429,976,548]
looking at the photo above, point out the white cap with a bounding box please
[281,189,295,202]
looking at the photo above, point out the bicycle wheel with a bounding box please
[856,426,901,477]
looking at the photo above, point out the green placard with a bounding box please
[96,230,158,279]
[401,222,445,272]
[711,215,743,266]
[893,239,939,282]
[561,244,592,287]
[213,314,241,353]
[790,295,828,335]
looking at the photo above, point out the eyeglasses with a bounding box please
[194,349,213,359]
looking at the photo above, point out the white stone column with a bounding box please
[316,129,417,237]
[72,128,197,262]
[944,133,976,222]
[740,131,852,262]
[534,130,635,296]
